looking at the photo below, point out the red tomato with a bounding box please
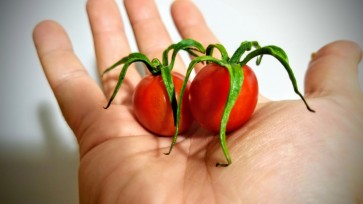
[133,72,193,136]
[189,63,258,133]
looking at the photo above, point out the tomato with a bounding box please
[133,72,193,136]
[189,63,258,133]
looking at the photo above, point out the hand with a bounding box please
[33,0,363,203]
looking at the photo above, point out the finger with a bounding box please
[171,0,219,72]
[172,0,270,103]
[305,40,362,97]
[87,0,141,104]
[33,20,105,139]
[124,0,186,74]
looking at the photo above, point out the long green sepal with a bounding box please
[162,39,205,68]
[164,56,226,155]
[185,49,201,58]
[160,66,178,126]
[169,39,205,69]
[240,46,315,112]
[103,61,132,109]
[102,53,156,77]
[103,54,154,109]
[229,41,264,65]
[206,44,229,61]
[216,63,244,167]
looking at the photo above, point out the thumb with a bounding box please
[304,40,362,97]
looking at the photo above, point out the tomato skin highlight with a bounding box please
[189,63,258,133]
[132,73,193,136]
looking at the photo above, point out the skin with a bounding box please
[33,0,363,203]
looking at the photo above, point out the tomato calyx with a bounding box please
[169,41,315,167]
[102,38,205,133]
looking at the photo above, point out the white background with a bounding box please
[0,0,362,203]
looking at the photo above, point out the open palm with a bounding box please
[33,0,363,203]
